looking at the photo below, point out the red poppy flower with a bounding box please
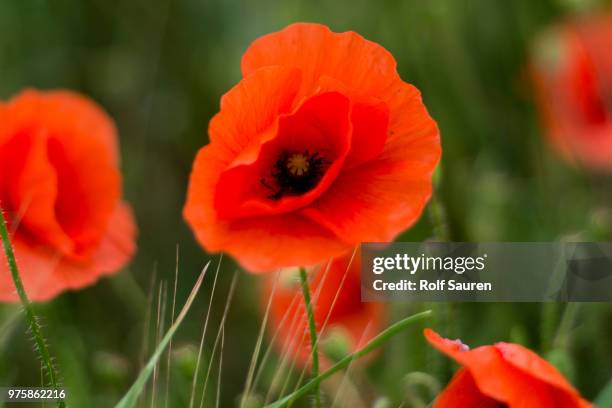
[183,23,440,272]
[424,329,592,407]
[0,89,137,302]
[531,13,612,169]
[262,249,384,368]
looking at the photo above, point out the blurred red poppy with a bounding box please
[424,329,592,407]
[262,249,384,369]
[531,13,612,170]
[183,22,440,272]
[0,89,137,302]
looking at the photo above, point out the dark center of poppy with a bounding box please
[261,150,330,200]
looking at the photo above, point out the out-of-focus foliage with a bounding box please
[0,0,611,406]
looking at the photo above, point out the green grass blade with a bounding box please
[264,310,432,408]
[0,206,64,408]
[115,261,210,408]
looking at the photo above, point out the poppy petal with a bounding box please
[0,236,64,302]
[2,128,73,254]
[345,99,390,168]
[209,66,301,159]
[46,127,121,259]
[211,213,350,273]
[0,202,136,302]
[495,342,593,407]
[241,23,399,102]
[310,75,391,168]
[0,90,120,165]
[57,202,137,290]
[434,368,499,408]
[425,329,589,407]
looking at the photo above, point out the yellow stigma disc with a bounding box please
[286,153,310,176]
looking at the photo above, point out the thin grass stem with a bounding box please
[151,280,167,407]
[189,255,222,408]
[139,264,157,408]
[164,246,180,408]
[241,272,279,407]
[298,267,321,408]
[0,206,64,408]
[200,272,239,407]
[215,326,225,408]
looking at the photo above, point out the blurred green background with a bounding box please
[1,0,611,406]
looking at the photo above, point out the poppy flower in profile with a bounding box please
[184,22,440,272]
[424,329,592,408]
[531,13,612,170]
[262,249,384,369]
[0,89,137,302]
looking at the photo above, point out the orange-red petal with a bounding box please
[495,342,593,408]
[0,89,119,165]
[345,99,390,168]
[46,127,120,258]
[1,128,73,254]
[434,368,499,408]
[425,329,593,407]
[242,23,400,102]
[0,202,136,302]
[208,66,301,159]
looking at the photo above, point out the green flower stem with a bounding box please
[429,193,450,242]
[266,310,432,408]
[541,302,558,352]
[298,267,320,408]
[0,206,64,408]
[554,302,581,350]
[428,189,452,380]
